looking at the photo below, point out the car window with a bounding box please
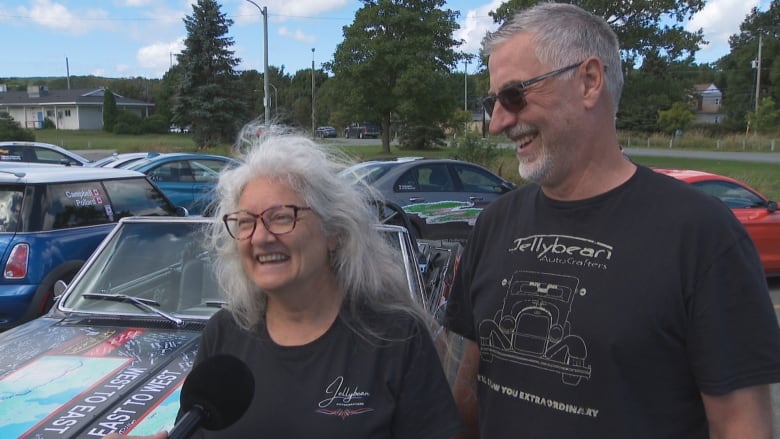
[34,147,77,165]
[402,165,454,192]
[147,161,195,183]
[103,178,178,217]
[692,180,765,208]
[454,163,506,193]
[190,159,227,182]
[0,187,23,233]
[42,181,115,230]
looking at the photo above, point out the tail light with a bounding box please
[5,243,29,279]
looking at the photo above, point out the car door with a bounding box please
[452,162,513,208]
[393,163,477,238]
[145,160,197,211]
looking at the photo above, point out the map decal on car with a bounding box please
[0,326,197,438]
[402,201,482,225]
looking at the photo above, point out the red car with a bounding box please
[655,168,780,277]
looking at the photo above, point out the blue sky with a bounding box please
[0,0,769,80]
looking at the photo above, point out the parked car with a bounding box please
[0,163,183,331]
[314,126,337,138]
[344,122,380,139]
[0,215,462,437]
[89,152,156,169]
[654,168,780,276]
[120,153,240,215]
[0,141,91,166]
[340,157,517,239]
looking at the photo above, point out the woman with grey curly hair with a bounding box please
[176,124,460,438]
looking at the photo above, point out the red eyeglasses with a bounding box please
[483,61,584,116]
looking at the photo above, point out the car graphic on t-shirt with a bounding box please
[478,270,591,386]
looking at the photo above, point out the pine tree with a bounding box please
[102,88,118,132]
[172,0,248,148]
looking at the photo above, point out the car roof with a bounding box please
[123,152,237,169]
[0,162,145,183]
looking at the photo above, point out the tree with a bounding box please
[172,0,248,148]
[329,0,462,153]
[0,113,35,141]
[716,0,780,132]
[747,97,780,135]
[102,88,118,132]
[657,101,695,134]
[489,0,706,65]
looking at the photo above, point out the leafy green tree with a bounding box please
[102,89,118,132]
[0,113,35,141]
[747,96,780,135]
[329,0,462,153]
[716,0,780,131]
[489,0,706,65]
[172,0,248,148]
[657,101,695,134]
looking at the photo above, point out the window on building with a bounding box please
[64,110,72,117]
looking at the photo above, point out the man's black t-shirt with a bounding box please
[188,308,461,438]
[445,165,780,438]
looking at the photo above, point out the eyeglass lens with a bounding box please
[224,205,309,239]
[483,62,584,117]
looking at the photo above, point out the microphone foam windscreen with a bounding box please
[180,354,255,430]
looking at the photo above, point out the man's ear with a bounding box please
[581,56,605,109]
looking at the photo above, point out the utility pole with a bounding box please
[464,58,468,111]
[311,48,316,138]
[245,0,270,126]
[754,34,762,113]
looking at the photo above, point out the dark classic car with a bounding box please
[0,215,462,437]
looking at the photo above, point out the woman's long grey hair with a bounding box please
[482,2,624,115]
[207,123,431,339]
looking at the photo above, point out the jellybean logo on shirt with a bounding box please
[316,376,374,419]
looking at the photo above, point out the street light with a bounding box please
[245,0,270,126]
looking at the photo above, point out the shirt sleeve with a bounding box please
[392,322,462,439]
[688,229,780,395]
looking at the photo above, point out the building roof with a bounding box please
[0,87,152,107]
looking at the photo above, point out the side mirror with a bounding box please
[767,200,778,213]
[54,279,68,298]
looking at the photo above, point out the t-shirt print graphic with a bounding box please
[478,270,591,386]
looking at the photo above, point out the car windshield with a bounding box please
[60,220,222,319]
[339,162,394,185]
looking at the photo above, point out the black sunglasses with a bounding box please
[483,61,584,116]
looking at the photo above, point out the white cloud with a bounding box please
[136,37,186,76]
[454,0,502,55]
[687,0,761,62]
[278,26,316,44]
[235,0,350,25]
[16,0,109,34]
[121,0,155,6]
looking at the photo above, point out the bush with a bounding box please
[143,114,170,134]
[397,125,446,150]
[450,132,501,168]
[42,118,56,130]
[0,112,35,141]
[112,111,143,135]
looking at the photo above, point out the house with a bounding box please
[691,83,725,124]
[0,86,154,130]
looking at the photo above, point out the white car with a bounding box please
[0,141,91,166]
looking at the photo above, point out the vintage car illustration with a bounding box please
[479,270,591,386]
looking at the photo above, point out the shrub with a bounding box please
[397,125,446,150]
[42,118,56,130]
[0,112,35,141]
[112,111,144,135]
[450,132,501,168]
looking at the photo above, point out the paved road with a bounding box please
[623,147,780,163]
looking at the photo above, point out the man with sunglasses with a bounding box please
[444,3,780,438]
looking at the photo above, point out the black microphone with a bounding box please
[168,354,254,439]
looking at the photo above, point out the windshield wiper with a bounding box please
[82,293,184,327]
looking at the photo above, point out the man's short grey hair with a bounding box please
[483,2,624,113]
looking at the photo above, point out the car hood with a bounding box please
[0,317,203,438]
